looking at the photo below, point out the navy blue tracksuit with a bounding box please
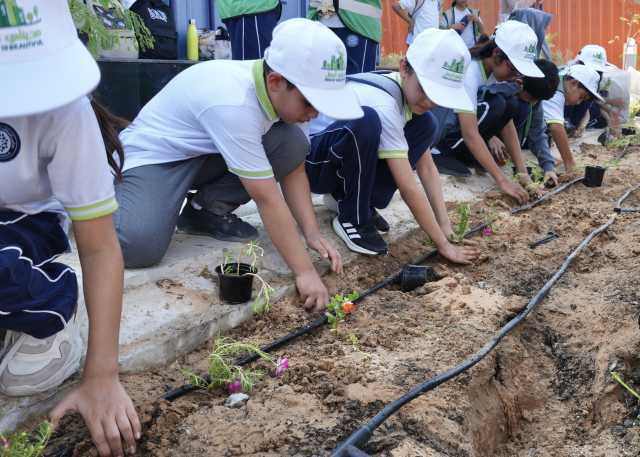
[306,107,439,226]
[223,4,281,60]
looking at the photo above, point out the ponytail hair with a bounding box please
[90,98,128,181]
[469,38,497,60]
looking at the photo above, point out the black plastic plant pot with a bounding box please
[584,166,605,187]
[398,265,437,292]
[215,263,256,304]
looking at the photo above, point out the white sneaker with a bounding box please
[0,321,82,397]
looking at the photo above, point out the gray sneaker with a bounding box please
[0,321,82,397]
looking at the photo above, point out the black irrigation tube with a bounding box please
[511,177,584,214]
[614,184,640,213]
[330,190,634,457]
[161,221,489,402]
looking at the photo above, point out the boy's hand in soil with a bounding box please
[439,241,480,265]
[296,270,329,313]
[544,170,559,187]
[516,173,545,199]
[50,376,141,457]
[306,234,343,274]
[497,177,529,205]
[488,136,507,165]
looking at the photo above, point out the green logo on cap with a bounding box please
[322,52,346,82]
[0,0,40,28]
[442,58,465,82]
[523,43,536,60]
[593,51,605,63]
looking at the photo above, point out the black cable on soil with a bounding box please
[614,183,640,213]
[511,177,583,214]
[330,207,623,456]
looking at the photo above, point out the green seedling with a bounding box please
[611,371,640,401]
[326,291,360,332]
[221,241,274,314]
[183,336,284,393]
[0,422,52,457]
[347,333,371,358]
[527,161,545,184]
[451,203,471,243]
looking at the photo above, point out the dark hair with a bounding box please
[90,98,128,181]
[263,60,295,89]
[564,75,592,99]
[522,59,559,101]
[469,38,497,60]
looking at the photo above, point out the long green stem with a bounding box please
[611,372,640,401]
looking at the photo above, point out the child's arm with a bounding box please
[51,214,140,457]
[458,112,529,204]
[391,1,412,25]
[414,151,455,238]
[387,157,480,264]
[548,123,576,172]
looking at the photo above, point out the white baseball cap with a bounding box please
[406,28,473,112]
[494,20,544,78]
[0,0,101,118]
[577,44,608,72]
[564,65,605,102]
[264,18,363,120]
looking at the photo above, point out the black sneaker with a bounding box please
[371,209,390,232]
[177,204,258,242]
[332,217,388,255]
[433,154,471,177]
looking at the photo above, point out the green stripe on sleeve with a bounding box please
[378,150,409,159]
[66,197,118,221]
[229,167,275,178]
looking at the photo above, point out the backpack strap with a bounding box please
[346,71,405,114]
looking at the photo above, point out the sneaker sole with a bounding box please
[332,218,386,256]
[176,225,258,243]
[0,325,82,396]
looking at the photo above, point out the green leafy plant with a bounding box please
[183,337,287,393]
[527,161,545,184]
[0,422,52,457]
[451,203,471,243]
[326,291,360,331]
[221,241,274,314]
[68,0,154,57]
[608,133,640,149]
[347,333,371,358]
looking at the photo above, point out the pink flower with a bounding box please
[275,357,289,377]
[1,436,9,449]
[228,379,242,394]
[482,226,493,237]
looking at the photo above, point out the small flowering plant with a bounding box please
[482,226,493,237]
[326,291,359,332]
[0,422,52,457]
[183,337,288,394]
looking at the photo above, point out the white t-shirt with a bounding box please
[120,59,279,179]
[453,6,479,48]
[400,0,440,42]
[0,97,118,221]
[457,59,496,113]
[309,72,411,159]
[542,76,566,125]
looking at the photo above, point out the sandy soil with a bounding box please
[47,142,640,457]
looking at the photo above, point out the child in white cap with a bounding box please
[432,20,543,204]
[0,1,140,455]
[305,28,480,263]
[116,18,363,311]
[543,64,604,173]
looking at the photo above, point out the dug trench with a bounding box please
[46,144,640,457]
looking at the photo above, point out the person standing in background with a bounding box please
[391,0,440,45]
[440,0,484,48]
[309,0,382,74]
[217,0,281,60]
[499,0,542,23]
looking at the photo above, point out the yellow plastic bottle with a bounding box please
[186,18,199,61]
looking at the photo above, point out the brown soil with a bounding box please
[48,144,640,457]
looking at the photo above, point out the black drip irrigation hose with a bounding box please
[614,184,640,213]
[162,222,489,402]
[330,207,624,457]
[511,177,584,214]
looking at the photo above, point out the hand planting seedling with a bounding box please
[451,203,471,243]
[183,337,288,394]
[0,422,51,457]
[326,291,360,332]
[220,241,275,313]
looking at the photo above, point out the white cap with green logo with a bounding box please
[0,0,101,118]
[406,28,473,112]
[264,18,364,120]
[494,20,544,78]
[577,44,609,73]
[564,65,605,102]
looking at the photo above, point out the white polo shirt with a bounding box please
[457,59,496,114]
[309,72,412,159]
[400,0,440,39]
[0,97,118,221]
[542,76,566,125]
[120,59,279,179]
